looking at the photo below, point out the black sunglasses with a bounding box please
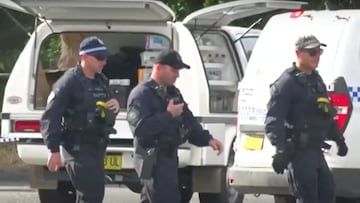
[91,54,107,61]
[302,48,323,57]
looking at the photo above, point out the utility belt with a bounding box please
[62,110,115,151]
[64,110,116,135]
[158,123,190,150]
[62,129,109,152]
[286,128,327,150]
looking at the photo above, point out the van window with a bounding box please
[239,36,258,60]
[35,32,170,109]
[194,31,240,113]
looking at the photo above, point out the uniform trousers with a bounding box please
[141,149,180,203]
[288,149,335,203]
[63,144,106,203]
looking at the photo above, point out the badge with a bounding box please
[127,107,140,126]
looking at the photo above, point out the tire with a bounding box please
[336,197,360,203]
[126,182,143,194]
[199,140,244,203]
[274,195,296,203]
[38,181,76,203]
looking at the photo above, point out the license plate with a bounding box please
[104,155,122,170]
[244,134,264,150]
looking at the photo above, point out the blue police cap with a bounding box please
[79,36,109,57]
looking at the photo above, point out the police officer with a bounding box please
[41,36,120,203]
[265,35,349,203]
[127,49,224,203]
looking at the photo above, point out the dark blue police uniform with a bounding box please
[265,64,347,203]
[41,66,114,203]
[127,79,212,203]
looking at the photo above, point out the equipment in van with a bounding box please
[109,79,130,109]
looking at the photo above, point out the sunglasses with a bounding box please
[91,54,107,61]
[302,48,323,57]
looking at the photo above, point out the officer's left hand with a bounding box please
[209,138,224,155]
[106,98,120,113]
[272,152,289,174]
[337,140,348,157]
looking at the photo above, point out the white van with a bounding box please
[0,0,302,202]
[229,9,360,202]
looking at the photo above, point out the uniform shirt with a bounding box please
[40,66,110,153]
[265,64,344,148]
[127,80,212,150]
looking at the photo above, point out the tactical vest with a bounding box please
[63,67,111,136]
[285,67,334,148]
[144,80,189,149]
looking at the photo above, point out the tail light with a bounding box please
[14,120,40,132]
[327,77,353,133]
[290,9,304,18]
[328,93,351,132]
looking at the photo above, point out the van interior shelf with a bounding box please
[204,63,225,69]
[198,45,218,51]
[209,80,236,86]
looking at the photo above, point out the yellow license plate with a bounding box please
[104,155,122,170]
[244,134,264,150]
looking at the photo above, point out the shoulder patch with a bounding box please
[47,91,55,104]
[127,107,140,126]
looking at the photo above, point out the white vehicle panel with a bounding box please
[231,10,360,195]
[183,0,306,27]
[1,0,175,22]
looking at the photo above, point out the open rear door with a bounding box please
[0,0,30,13]
[0,0,175,22]
[183,0,306,27]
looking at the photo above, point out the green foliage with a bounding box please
[204,0,234,7]
[166,0,204,20]
[0,8,34,55]
[0,49,21,73]
[1,0,360,73]
[39,35,61,69]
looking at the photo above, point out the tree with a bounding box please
[0,8,34,73]
[1,0,360,73]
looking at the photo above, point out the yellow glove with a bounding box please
[96,101,107,119]
[317,97,336,117]
[96,101,116,126]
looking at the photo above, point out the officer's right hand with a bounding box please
[105,98,120,113]
[47,152,62,172]
[167,99,184,117]
[272,151,289,174]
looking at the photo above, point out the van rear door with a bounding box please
[183,0,306,27]
[0,0,175,22]
[1,0,175,142]
[181,0,306,115]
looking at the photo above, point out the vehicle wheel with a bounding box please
[126,182,143,193]
[336,197,360,203]
[274,195,296,203]
[199,140,244,203]
[38,181,76,203]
